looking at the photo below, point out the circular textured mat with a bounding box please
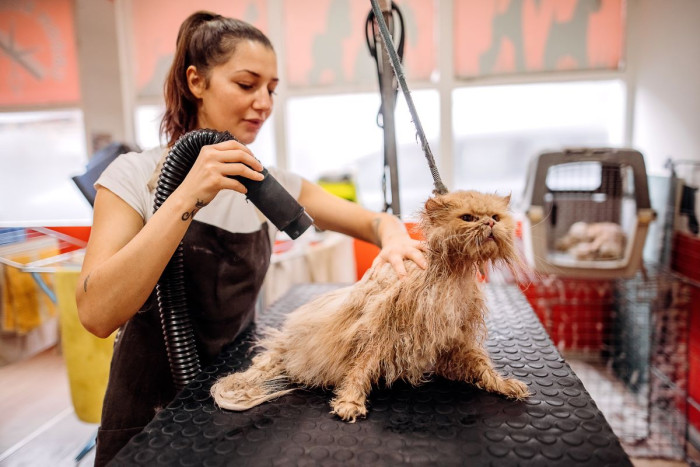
[114,283,632,466]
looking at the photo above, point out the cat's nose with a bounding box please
[486,219,494,227]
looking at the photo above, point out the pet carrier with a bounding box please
[521,148,656,279]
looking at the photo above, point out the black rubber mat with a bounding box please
[113,283,632,466]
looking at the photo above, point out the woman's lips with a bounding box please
[243,119,263,131]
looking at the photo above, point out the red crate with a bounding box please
[672,231,700,283]
[518,275,614,352]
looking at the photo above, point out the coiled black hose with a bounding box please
[153,129,313,389]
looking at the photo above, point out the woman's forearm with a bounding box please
[76,191,197,337]
[372,212,408,248]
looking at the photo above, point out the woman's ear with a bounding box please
[186,65,205,98]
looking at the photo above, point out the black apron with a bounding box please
[95,221,271,466]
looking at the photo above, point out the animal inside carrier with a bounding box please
[520,148,656,279]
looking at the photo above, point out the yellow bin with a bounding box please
[55,270,115,423]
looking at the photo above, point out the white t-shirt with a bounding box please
[95,146,303,245]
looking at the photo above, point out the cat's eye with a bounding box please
[492,215,500,222]
[461,214,475,222]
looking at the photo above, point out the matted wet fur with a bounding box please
[211,190,530,422]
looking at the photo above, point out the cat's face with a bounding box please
[421,191,516,264]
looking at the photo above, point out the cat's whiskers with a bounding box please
[527,209,553,230]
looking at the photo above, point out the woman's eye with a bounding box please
[492,215,500,222]
[238,83,253,90]
[461,214,475,222]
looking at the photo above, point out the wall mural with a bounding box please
[132,0,435,93]
[0,0,80,107]
[454,0,624,78]
[283,0,436,88]
[131,0,268,99]
[0,0,625,106]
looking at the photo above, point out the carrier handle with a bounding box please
[527,148,652,211]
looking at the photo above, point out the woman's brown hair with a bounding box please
[160,11,274,147]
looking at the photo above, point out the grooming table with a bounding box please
[114,283,632,466]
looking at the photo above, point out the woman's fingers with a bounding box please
[221,161,265,182]
[218,176,249,194]
[389,256,408,279]
[210,140,263,171]
[196,141,264,184]
[210,138,253,155]
[210,141,264,182]
[374,237,428,280]
[407,248,428,270]
[175,140,262,200]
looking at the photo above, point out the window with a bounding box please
[286,89,439,219]
[0,110,91,226]
[135,104,165,150]
[452,80,626,204]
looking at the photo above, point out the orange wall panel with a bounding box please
[130,0,268,98]
[283,0,436,88]
[0,0,80,107]
[454,0,624,78]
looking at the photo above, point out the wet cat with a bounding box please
[211,190,530,422]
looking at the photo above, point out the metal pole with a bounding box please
[376,0,401,216]
[370,0,448,196]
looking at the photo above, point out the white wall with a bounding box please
[627,0,700,175]
[75,0,129,153]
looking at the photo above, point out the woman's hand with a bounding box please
[372,216,427,279]
[174,139,264,207]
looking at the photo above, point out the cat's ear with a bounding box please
[502,193,512,206]
[424,195,453,224]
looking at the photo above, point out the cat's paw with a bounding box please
[500,378,530,400]
[330,398,367,423]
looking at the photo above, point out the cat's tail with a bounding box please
[211,351,295,411]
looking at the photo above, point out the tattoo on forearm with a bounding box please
[83,273,90,293]
[182,199,209,221]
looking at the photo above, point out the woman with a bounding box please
[75,11,426,465]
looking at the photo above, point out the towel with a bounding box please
[0,237,59,335]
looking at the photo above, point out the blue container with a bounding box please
[0,228,27,246]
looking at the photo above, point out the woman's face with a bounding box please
[189,40,278,145]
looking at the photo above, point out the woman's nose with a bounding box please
[253,89,272,111]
